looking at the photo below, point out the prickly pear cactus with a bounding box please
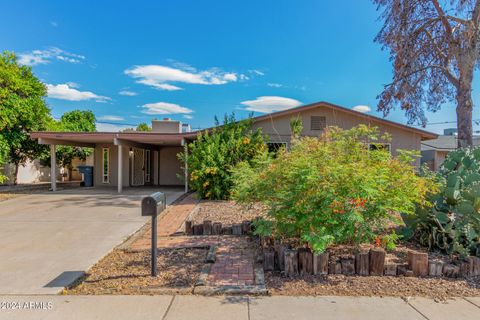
[409,148,480,256]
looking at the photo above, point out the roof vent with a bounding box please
[163,118,172,121]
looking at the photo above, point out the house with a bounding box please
[30,101,438,193]
[1,155,93,185]
[421,128,480,171]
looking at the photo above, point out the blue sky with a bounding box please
[2,0,479,133]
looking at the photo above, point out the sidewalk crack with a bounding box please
[406,301,429,320]
[161,295,176,320]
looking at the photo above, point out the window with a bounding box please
[267,142,287,153]
[145,149,151,183]
[368,143,391,152]
[102,148,109,183]
[310,116,326,131]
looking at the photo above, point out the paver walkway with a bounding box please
[207,237,255,287]
[129,195,259,290]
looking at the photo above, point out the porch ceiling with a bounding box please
[30,131,193,147]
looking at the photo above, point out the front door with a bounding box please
[131,148,145,186]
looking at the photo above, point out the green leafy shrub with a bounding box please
[232,125,437,253]
[405,148,480,256]
[180,114,266,200]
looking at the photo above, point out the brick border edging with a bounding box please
[193,244,268,296]
[118,191,196,251]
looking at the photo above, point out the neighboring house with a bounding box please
[1,155,94,185]
[421,128,480,171]
[30,101,438,193]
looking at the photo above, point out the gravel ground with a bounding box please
[191,200,266,225]
[67,248,207,295]
[265,273,480,301]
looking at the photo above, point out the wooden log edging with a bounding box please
[260,244,478,279]
[184,219,254,236]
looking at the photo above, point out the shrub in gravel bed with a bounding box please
[232,125,439,253]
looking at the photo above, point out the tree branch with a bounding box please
[431,0,453,39]
[384,64,459,88]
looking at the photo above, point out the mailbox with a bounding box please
[141,192,166,277]
[141,192,166,217]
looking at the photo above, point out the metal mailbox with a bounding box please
[141,192,166,217]
[141,192,166,276]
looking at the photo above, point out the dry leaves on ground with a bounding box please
[68,248,207,295]
[265,273,480,301]
[192,200,266,225]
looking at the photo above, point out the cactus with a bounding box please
[406,147,480,256]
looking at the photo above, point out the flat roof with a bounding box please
[30,131,192,147]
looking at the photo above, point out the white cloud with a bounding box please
[249,69,265,76]
[97,115,125,121]
[267,83,283,88]
[50,21,58,27]
[96,122,133,132]
[141,102,194,115]
[47,83,110,102]
[125,63,240,90]
[18,47,85,66]
[241,96,302,113]
[183,115,193,120]
[118,90,138,96]
[352,105,371,113]
[65,82,80,88]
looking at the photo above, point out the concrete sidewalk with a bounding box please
[0,295,479,320]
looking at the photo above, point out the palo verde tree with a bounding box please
[374,0,480,147]
[180,113,267,200]
[0,51,52,184]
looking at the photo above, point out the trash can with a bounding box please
[77,166,94,187]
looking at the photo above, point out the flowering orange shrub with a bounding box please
[232,125,437,253]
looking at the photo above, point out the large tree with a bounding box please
[374,0,480,147]
[0,51,52,184]
[42,110,96,180]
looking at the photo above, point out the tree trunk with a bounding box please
[456,83,474,147]
[456,52,475,148]
[13,163,19,185]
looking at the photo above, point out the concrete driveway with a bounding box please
[0,186,184,294]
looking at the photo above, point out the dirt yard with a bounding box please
[67,248,207,295]
[191,200,266,225]
[265,273,480,301]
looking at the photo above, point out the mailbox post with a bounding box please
[141,192,166,276]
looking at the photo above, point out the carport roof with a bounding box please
[30,131,197,148]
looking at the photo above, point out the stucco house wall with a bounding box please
[252,106,423,166]
[93,144,130,187]
[159,146,183,185]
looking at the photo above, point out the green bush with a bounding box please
[405,148,480,256]
[232,125,437,253]
[180,114,266,200]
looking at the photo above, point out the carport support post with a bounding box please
[118,145,123,193]
[50,144,56,192]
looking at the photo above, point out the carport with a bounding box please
[30,131,197,193]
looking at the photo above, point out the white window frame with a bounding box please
[145,149,151,183]
[102,147,110,183]
[368,143,391,153]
